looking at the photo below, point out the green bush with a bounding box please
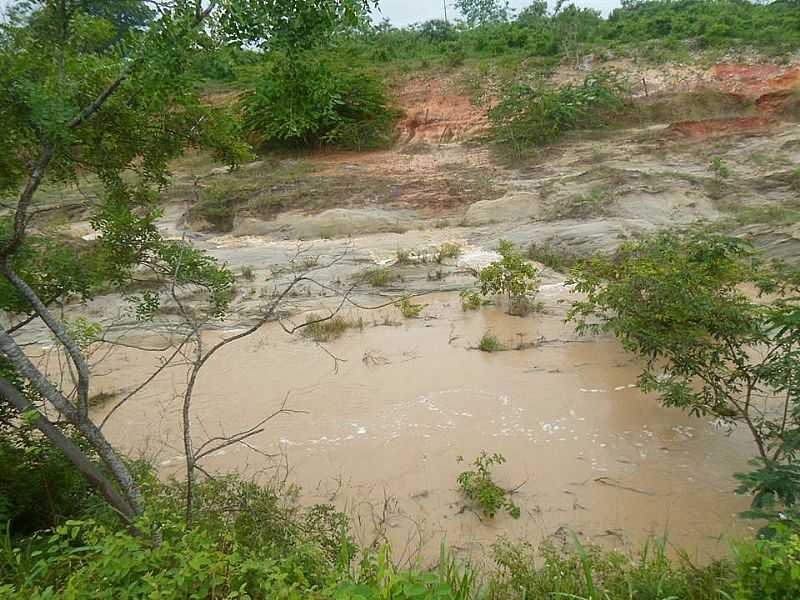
[242,52,399,150]
[488,537,733,600]
[479,240,540,316]
[456,451,520,519]
[734,526,800,599]
[0,432,95,539]
[489,70,628,154]
[478,333,502,352]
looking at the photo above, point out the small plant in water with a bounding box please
[302,314,363,342]
[240,265,256,281]
[457,451,520,519]
[460,290,482,311]
[479,240,539,315]
[396,297,424,318]
[434,242,462,263]
[478,333,502,352]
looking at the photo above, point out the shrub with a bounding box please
[478,333,502,352]
[396,297,424,318]
[2,477,357,598]
[709,156,731,184]
[479,240,539,315]
[302,314,363,342]
[527,242,579,273]
[434,242,462,264]
[355,267,398,288]
[567,231,800,526]
[734,526,800,599]
[488,536,733,600]
[0,431,95,539]
[489,70,627,155]
[242,52,399,150]
[460,290,483,310]
[395,247,414,265]
[456,451,520,519]
[188,184,238,232]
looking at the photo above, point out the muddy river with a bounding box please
[89,284,755,563]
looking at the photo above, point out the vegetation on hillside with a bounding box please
[2,0,800,598]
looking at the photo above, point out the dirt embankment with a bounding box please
[668,63,800,138]
[395,76,489,144]
[153,57,800,256]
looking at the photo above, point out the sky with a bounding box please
[373,0,622,26]
[0,1,622,25]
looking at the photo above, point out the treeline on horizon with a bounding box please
[365,0,800,58]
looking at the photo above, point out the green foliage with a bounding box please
[489,71,627,155]
[336,545,473,600]
[479,240,539,315]
[455,0,509,27]
[488,536,734,600]
[460,290,483,311]
[456,451,520,519]
[356,267,398,288]
[349,0,800,71]
[1,476,358,598]
[396,297,424,319]
[219,0,374,53]
[434,242,462,264]
[478,333,502,353]
[0,430,95,538]
[242,52,398,150]
[568,230,800,525]
[734,525,800,600]
[709,156,731,184]
[302,314,363,342]
[527,242,579,273]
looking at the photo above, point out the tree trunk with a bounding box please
[0,327,144,517]
[0,377,138,523]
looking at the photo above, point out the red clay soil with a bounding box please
[668,116,777,139]
[395,77,489,143]
[756,89,797,113]
[709,63,800,99]
[665,63,798,139]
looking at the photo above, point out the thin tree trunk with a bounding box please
[0,377,137,523]
[0,327,143,517]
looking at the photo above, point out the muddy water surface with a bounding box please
[94,288,755,563]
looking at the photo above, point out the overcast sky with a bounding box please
[375,0,621,26]
[0,1,622,25]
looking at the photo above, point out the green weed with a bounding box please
[478,333,502,353]
[456,451,520,519]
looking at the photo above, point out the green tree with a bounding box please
[567,231,800,524]
[455,0,509,27]
[0,0,372,528]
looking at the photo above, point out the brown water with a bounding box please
[92,289,755,563]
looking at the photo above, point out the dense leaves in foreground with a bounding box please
[2,474,800,599]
